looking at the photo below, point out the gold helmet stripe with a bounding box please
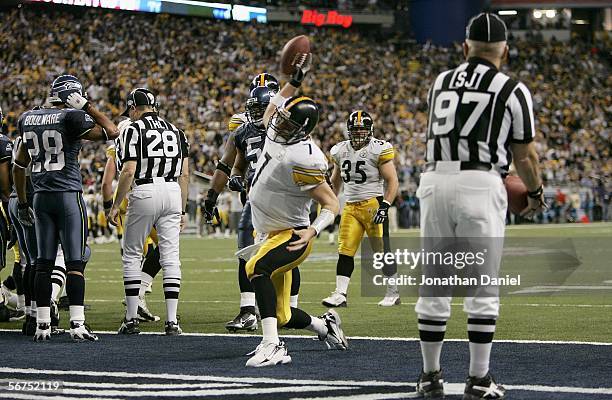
[285,96,311,110]
[259,74,265,86]
[356,110,362,125]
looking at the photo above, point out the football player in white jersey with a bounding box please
[322,110,400,307]
[243,54,348,367]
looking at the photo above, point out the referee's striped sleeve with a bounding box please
[509,82,535,143]
[120,125,139,162]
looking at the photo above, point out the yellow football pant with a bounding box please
[246,228,313,326]
[338,197,384,257]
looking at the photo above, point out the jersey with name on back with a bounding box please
[330,138,394,203]
[18,107,95,193]
[249,137,328,234]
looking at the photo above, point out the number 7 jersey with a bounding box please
[330,138,394,202]
[17,107,95,193]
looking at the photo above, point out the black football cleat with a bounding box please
[463,373,505,399]
[118,318,140,334]
[416,370,445,399]
[225,310,258,332]
[164,321,183,336]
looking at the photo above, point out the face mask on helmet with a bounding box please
[347,111,373,150]
[246,98,268,126]
[268,97,319,145]
[268,108,305,144]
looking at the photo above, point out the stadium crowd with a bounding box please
[0,5,610,226]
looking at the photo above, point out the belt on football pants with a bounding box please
[424,161,493,173]
[134,177,178,186]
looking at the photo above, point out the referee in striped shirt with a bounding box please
[109,88,190,336]
[414,13,546,399]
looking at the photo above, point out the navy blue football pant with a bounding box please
[9,197,37,310]
[33,192,88,310]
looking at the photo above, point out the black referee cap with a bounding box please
[466,12,507,43]
[121,88,157,116]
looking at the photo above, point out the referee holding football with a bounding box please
[108,88,190,336]
[413,13,546,399]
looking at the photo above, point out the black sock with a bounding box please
[337,254,355,278]
[12,262,24,295]
[2,275,16,291]
[142,246,162,279]
[34,261,53,308]
[284,307,311,329]
[66,273,85,306]
[238,258,254,293]
[23,264,31,307]
[251,275,276,319]
[290,267,300,296]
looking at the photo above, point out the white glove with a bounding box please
[66,92,90,110]
[117,119,132,134]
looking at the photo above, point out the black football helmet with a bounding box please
[268,96,318,145]
[49,74,86,104]
[250,73,279,94]
[246,86,274,127]
[347,110,374,150]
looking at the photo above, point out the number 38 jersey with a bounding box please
[249,138,328,234]
[17,107,95,193]
[119,112,189,180]
[330,138,394,203]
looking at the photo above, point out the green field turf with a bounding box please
[3,223,611,342]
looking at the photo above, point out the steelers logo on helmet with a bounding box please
[250,73,280,94]
[347,110,373,150]
[268,96,318,145]
[246,86,274,127]
[49,74,86,104]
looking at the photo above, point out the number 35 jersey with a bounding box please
[17,107,95,193]
[249,138,328,234]
[330,138,394,203]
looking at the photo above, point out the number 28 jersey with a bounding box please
[17,108,95,193]
[249,138,328,234]
[330,138,394,203]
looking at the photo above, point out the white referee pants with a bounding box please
[122,180,182,297]
[415,167,507,320]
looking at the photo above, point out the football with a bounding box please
[280,35,311,75]
[505,175,529,215]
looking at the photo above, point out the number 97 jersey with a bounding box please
[330,138,394,203]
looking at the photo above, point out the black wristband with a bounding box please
[103,200,113,209]
[181,211,186,215]
[215,161,231,177]
[289,78,302,88]
[207,188,219,203]
[83,102,92,112]
[527,185,544,199]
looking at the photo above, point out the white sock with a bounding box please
[17,295,25,309]
[261,317,279,345]
[305,315,328,337]
[328,232,335,244]
[25,306,31,316]
[31,301,37,318]
[51,283,62,303]
[166,298,178,323]
[139,273,154,297]
[386,273,399,295]
[69,305,85,324]
[60,284,66,297]
[469,342,492,378]
[336,275,350,295]
[420,341,443,372]
[126,296,139,320]
[240,292,256,308]
[37,306,51,324]
[289,295,298,309]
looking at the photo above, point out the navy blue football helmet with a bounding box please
[250,73,279,94]
[246,86,274,126]
[49,74,86,104]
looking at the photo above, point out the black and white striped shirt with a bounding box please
[426,57,535,170]
[119,112,189,180]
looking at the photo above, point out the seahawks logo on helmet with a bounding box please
[250,73,279,94]
[268,96,319,145]
[246,86,274,127]
[49,74,86,104]
[347,110,374,150]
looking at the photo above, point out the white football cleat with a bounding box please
[321,291,347,308]
[319,309,348,350]
[378,294,401,307]
[33,323,51,341]
[245,341,292,367]
[70,322,99,341]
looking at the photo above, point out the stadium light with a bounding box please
[545,9,556,18]
[533,10,542,19]
[498,10,517,16]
